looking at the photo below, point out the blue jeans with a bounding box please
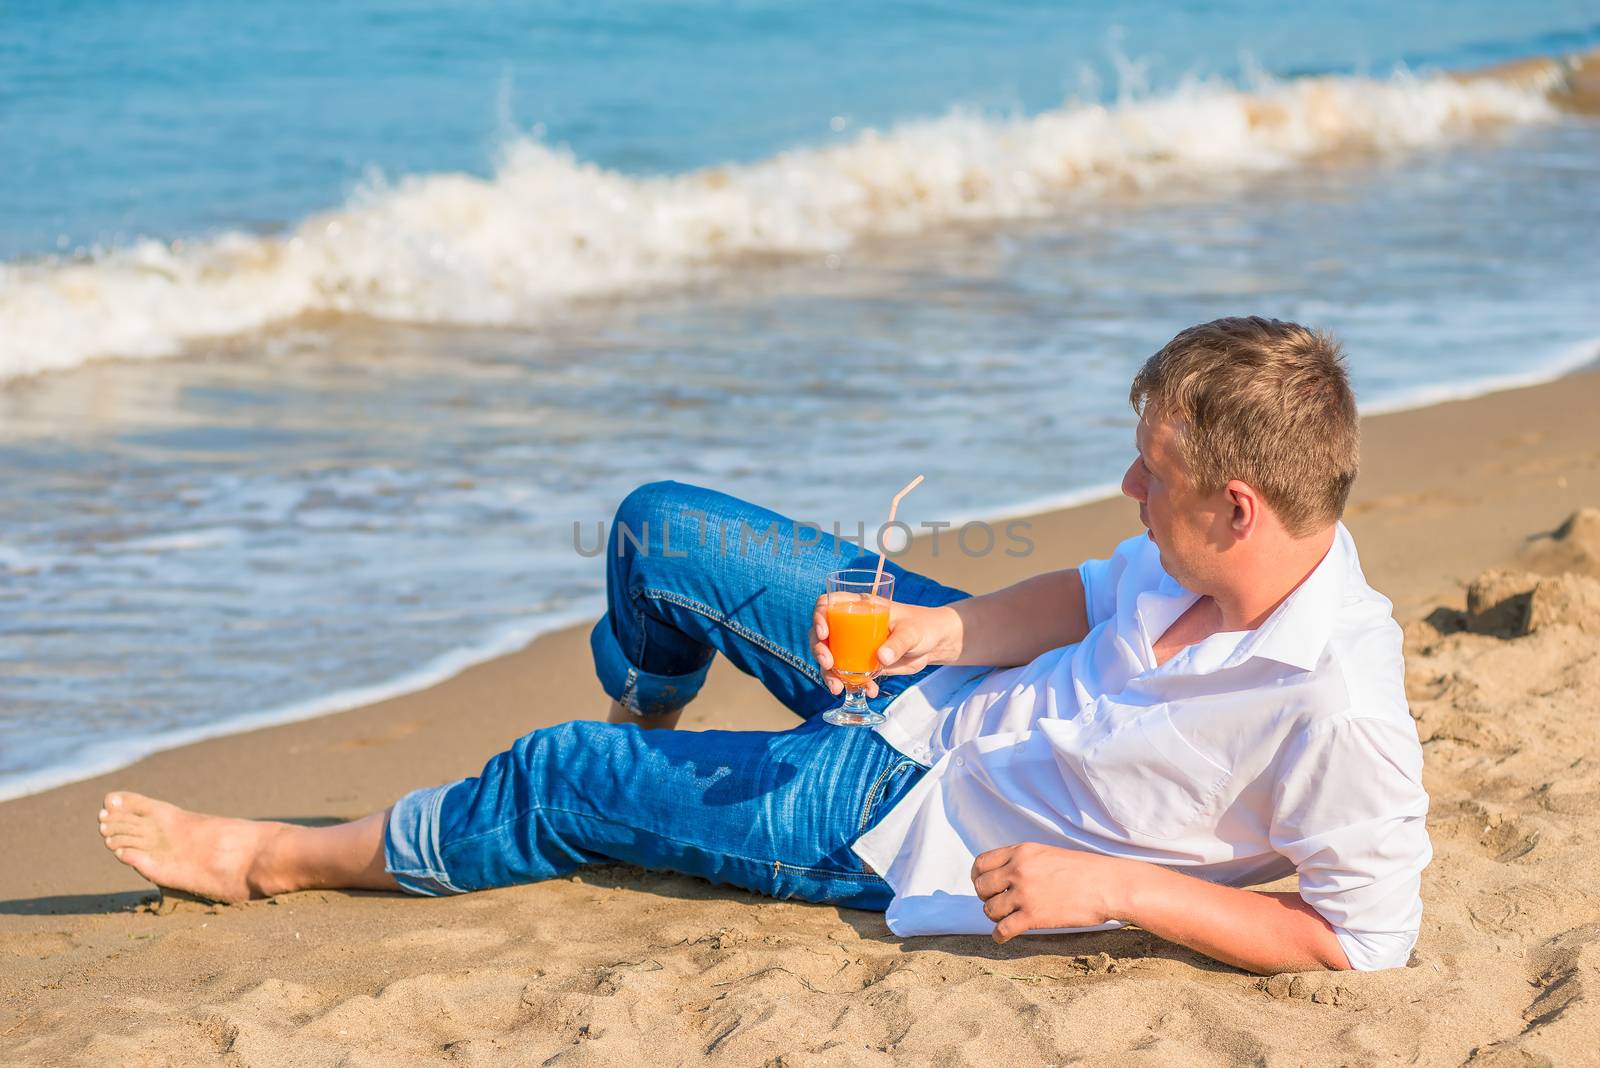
[385,480,970,908]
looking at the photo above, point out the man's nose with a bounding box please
[1120,461,1145,502]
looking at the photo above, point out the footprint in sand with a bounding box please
[1434,802,1541,863]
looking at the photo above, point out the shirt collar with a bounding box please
[1134,567,1200,655]
[1224,522,1351,673]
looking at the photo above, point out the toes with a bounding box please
[102,812,142,834]
[105,790,160,816]
[117,791,156,815]
[105,832,144,851]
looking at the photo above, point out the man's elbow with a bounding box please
[1317,941,1355,972]
[1248,941,1350,976]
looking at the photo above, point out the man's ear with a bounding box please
[1225,479,1258,538]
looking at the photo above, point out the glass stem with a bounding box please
[841,685,870,715]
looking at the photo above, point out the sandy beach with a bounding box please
[4,367,1600,1066]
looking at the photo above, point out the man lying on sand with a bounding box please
[97,316,1430,975]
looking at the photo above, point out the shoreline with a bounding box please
[6,346,1597,804]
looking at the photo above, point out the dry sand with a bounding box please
[4,369,1600,1066]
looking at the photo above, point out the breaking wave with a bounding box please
[0,63,1566,380]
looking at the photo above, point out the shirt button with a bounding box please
[955,757,965,767]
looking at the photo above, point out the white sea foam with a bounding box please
[110,526,247,554]
[0,543,54,574]
[0,67,1561,381]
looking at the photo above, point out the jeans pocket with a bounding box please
[856,758,923,838]
[770,754,923,883]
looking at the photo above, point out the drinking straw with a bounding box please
[872,474,924,596]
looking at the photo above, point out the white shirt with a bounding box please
[851,524,1432,971]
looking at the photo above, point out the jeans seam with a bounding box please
[638,585,822,684]
[620,666,640,712]
[857,758,911,835]
[772,859,885,882]
[627,587,648,665]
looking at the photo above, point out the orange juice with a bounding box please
[826,596,890,678]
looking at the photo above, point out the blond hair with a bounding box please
[1129,317,1359,537]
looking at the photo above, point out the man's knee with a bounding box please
[612,480,699,558]
[507,720,618,783]
[614,480,681,530]
[611,480,759,575]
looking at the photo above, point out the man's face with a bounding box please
[1120,413,1231,590]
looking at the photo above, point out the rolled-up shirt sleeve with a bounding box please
[1077,533,1152,632]
[1268,715,1433,971]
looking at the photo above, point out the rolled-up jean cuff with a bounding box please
[385,781,466,896]
[589,614,713,717]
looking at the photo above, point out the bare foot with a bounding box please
[97,791,293,903]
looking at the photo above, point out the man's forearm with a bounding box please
[940,569,1090,667]
[1110,860,1351,975]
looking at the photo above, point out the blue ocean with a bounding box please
[2,1,1599,797]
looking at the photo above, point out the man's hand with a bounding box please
[971,841,1353,973]
[811,598,959,697]
[971,843,1133,942]
[810,568,1092,694]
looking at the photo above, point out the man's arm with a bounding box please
[937,568,1091,667]
[972,844,1352,975]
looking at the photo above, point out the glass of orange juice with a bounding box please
[822,569,895,726]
